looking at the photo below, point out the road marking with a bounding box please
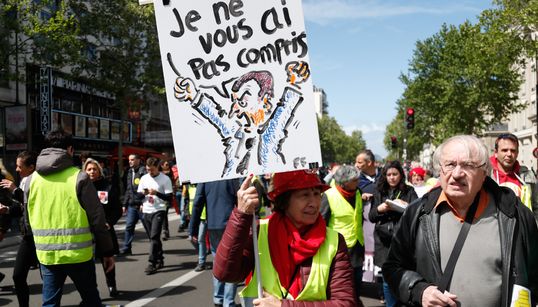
[0,250,17,262]
[124,270,204,307]
[0,213,181,263]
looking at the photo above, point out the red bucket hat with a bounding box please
[409,167,426,179]
[268,170,330,201]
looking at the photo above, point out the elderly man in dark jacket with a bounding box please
[383,135,538,307]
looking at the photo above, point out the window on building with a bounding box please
[85,44,97,62]
[53,97,61,109]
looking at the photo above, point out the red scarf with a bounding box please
[267,212,326,298]
[336,185,355,202]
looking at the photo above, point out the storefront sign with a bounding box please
[40,66,52,136]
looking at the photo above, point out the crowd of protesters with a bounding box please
[0,130,537,307]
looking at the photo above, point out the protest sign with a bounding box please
[153,0,322,183]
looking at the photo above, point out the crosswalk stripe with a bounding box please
[124,270,204,307]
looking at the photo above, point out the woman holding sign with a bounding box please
[214,170,356,306]
[368,161,418,307]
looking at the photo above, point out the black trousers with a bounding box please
[13,235,38,307]
[162,206,170,234]
[144,211,166,264]
[99,258,116,288]
[96,227,119,288]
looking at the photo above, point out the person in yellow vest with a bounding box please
[320,165,365,306]
[490,133,538,223]
[187,184,210,272]
[214,170,357,306]
[25,129,115,306]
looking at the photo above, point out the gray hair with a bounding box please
[358,149,375,162]
[432,135,491,174]
[334,165,360,185]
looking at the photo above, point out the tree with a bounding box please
[67,1,162,99]
[0,1,79,88]
[397,21,525,148]
[484,0,538,57]
[64,1,164,176]
[0,1,164,182]
[317,116,366,164]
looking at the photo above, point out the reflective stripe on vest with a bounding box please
[28,167,93,265]
[240,219,339,301]
[325,187,364,248]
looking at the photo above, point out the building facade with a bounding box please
[483,57,538,173]
[0,3,174,176]
[313,86,329,118]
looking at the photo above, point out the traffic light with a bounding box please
[390,136,398,148]
[405,107,415,129]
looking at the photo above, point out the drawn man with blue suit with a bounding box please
[174,61,310,177]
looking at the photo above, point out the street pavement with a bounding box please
[0,213,384,307]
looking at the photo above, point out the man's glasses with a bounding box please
[439,161,486,173]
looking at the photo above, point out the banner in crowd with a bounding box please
[153,0,322,183]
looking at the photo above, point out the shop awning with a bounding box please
[110,145,161,160]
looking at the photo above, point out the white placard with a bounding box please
[153,0,322,183]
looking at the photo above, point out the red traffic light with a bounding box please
[405,107,415,129]
[390,136,397,148]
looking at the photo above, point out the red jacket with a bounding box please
[213,208,357,307]
[490,155,522,187]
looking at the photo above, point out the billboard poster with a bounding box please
[5,106,27,151]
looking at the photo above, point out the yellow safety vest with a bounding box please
[188,185,206,219]
[28,167,93,265]
[241,219,339,301]
[492,170,533,211]
[329,178,336,188]
[325,187,364,248]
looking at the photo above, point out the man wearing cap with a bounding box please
[320,165,365,305]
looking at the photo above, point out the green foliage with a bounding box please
[0,0,79,79]
[317,116,366,165]
[67,1,163,103]
[392,18,526,152]
[0,0,165,110]
[484,0,538,57]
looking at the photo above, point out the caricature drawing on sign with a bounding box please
[172,58,310,177]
